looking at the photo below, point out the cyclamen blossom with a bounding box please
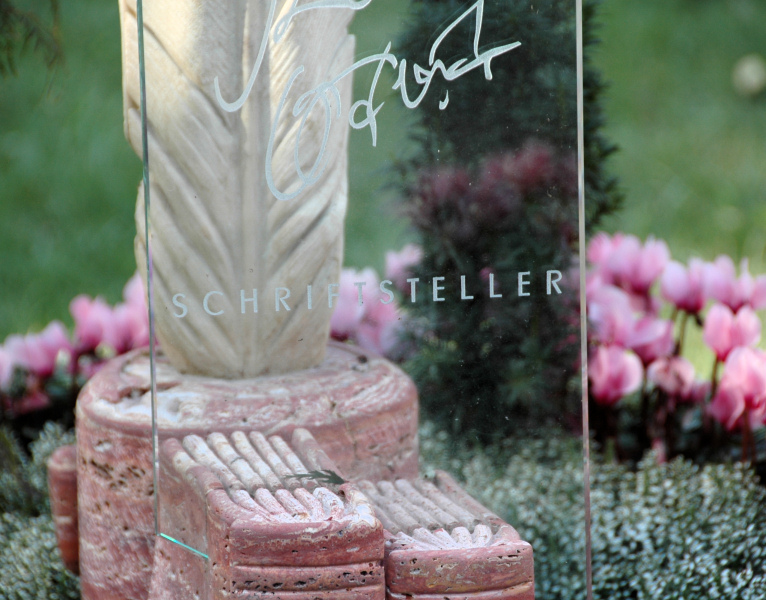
[587,283,635,346]
[385,244,422,291]
[647,356,696,400]
[627,316,674,366]
[704,256,766,312]
[70,295,119,353]
[703,304,761,362]
[356,300,402,357]
[661,258,706,314]
[589,345,643,406]
[3,321,72,378]
[330,268,378,340]
[603,235,670,296]
[709,347,766,431]
[331,268,402,357]
[70,274,150,354]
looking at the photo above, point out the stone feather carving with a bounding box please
[119,0,355,377]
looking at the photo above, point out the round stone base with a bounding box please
[76,341,419,600]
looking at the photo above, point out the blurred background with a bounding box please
[1,0,765,340]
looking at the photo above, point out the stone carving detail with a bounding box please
[359,473,534,599]
[153,429,385,598]
[148,429,534,599]
[119,0,355,378]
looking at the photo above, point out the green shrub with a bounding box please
[420,422,766,600]
[0,422,75,515]
[0,513,79,600]
[0,422,79,600]
[396,0,621,439]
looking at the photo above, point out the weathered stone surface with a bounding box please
[75,342,417,600]
[47,444,79,574]
[358,472,534,600]
[150,429,385,599]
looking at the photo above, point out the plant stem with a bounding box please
[675,312,689,356]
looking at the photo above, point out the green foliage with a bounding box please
[0,421,75,515]
[0,423,79,600]
[0,0,62,76]
[420,422,766,600]
[402,145,580,439]
[0,513,80,600]
[397,0,621,223]
[397,0,620,439]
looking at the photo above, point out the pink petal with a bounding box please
[384,244,422,291]
[703,303,734,361]
[589,345,643,406]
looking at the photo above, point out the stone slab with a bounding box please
[357,472,534,600]
[151,428,385,599]
[47,444,79,574]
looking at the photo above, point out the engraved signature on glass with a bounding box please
[214,0,520,202]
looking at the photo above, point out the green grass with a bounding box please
[594,0,766,269]
[0,0,141,338]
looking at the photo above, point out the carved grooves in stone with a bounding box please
[171,429,355,523]
[157,428,385,598]
[358,472,535,600]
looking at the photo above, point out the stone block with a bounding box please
[357,472,534,600]
[150,428,385,599]
[47,444,79,574]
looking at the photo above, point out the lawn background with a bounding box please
[1,0,765,340]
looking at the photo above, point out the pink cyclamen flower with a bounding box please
[385,244,422,291]
[703,304,761,362]
[587,232,621,269]
[3,321,72,378]
[123,272,147,310]
[587,283,635,347]
[709,347,766,431]
[647,356,696,400]
[356,300,402,357]
[606,235,670,296]
[24,321,72,377]
[661,258,706,314]
[70,295,119,353]
[704,256,766,312]
[112,303,149,353]
[589,345,643,406]
[627,316,674,366]
[330,268,379,341]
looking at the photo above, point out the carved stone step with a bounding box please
[150,428,534,599]
[358,472,534,600]
[150,428,385,599]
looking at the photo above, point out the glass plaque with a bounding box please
[126,0,591,597]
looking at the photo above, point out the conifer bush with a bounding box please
[396,0,621,438]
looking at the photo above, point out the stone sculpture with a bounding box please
[119,0,354,377]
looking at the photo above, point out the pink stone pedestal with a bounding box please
[75,342,418,600]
